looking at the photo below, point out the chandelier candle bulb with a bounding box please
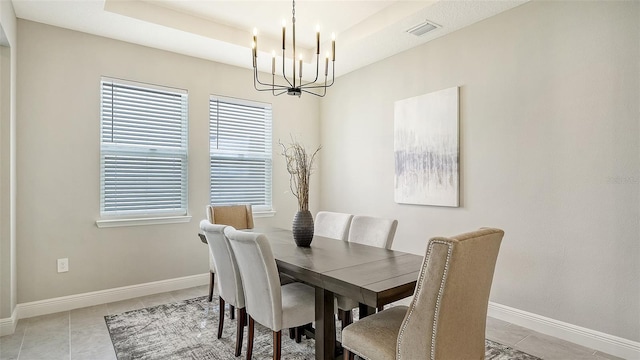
[282,20,286,50]
[299,55,303,78]
[331,33,336,61]
[253,28,257,52]
[272,51,276,74]
[325,53,329,76]
[316,25,320,54]
[252,41,256,67]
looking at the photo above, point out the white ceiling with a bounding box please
[11,0,528,79]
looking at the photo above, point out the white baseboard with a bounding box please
[14,273,208,322]
[488,301,640,360]
[0,308,17,337]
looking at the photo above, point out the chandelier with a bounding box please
[251,0,335,97]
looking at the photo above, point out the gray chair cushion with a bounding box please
[336,294,359,311]
[348,215,398,249]
[338,215,398,311]
[342,306,408,360]
[314,211,353,241]
[281,282,316,329]
[225,228,316,332]
[200,221,245,308]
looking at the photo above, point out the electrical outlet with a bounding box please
[57,258,69,273]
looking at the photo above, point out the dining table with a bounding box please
[258,228,424,360]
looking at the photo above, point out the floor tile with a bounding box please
[514,332,598,360]
[139,292,177,308]
[23,311,69,333]
[0,329,24,360]
[105,298,145,315]
[70,323,116,360]
[70,304,109,329]
[486,320,533,346]
[594,350,627,360]
[170,286,208,301]
[18,329,69,360]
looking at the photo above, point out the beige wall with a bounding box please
[0,0,17,320]
[319,1,639,342]
[16,20,320,303]
[9,0,640,346]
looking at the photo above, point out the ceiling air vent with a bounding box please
[406,20,440,37]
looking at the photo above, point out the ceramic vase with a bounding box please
[292,210,314,247]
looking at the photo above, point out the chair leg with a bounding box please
[304,323,313,339]
[246,316,255,360]
[235,308,246,357]
[288,328,295,339]
[230,304,235,320]
[294,326,302,343]
[377,305,384,312]
[272,330,282,360]
[208,271,215,302]
[339,309,353,330]
[344,349,355,360]
[217,297,225,339]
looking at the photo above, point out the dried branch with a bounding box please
[279,137,321,212]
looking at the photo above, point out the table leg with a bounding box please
[315,287,336,360]
[359,303,376,319]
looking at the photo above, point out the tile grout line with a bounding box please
[15,321,27,360]
[512,333,530,348]
[68,311,71,360]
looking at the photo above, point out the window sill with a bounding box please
[96,215,192,228]
[253,210,276,218]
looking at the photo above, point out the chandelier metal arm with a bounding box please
[253,68,290,96]
[299,63,335,89]
[253,66,287,89]
[298,54,320,87]
[280,49,294,88]
[300,76,329,97]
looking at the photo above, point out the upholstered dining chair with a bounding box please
[208,204,254,230]
[337,215,399,328]
[342,228,505,360]
[314,211,353,241]
[204,204,255,304]
[225,228,316,360]
[199,220,246,357]
[347,215,398,249]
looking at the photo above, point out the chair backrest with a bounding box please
[199,221,244,308]
[347,215,398,249]
[207,204,254,230]
[224,228,283,331]
[314,211,353,241]
[396,228,504,360]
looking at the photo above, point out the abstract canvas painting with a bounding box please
[394,87,459,207]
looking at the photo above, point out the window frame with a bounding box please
[209,95,273,214]
[97,77,190,227]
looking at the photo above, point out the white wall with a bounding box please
[319,1,639,342]
[15,20,320,304]
[0,0,17,321]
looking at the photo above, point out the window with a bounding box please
[100,78,188,218]
[209,96,272,212]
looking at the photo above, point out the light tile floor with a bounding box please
[0,285,625,360]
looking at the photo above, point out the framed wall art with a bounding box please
[394,86,459,207]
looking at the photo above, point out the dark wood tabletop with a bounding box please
[259,228,423,360]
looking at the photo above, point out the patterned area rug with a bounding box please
[105,296,541,360]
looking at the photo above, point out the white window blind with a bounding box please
[209,96,272,212]
[100,78,188,217]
